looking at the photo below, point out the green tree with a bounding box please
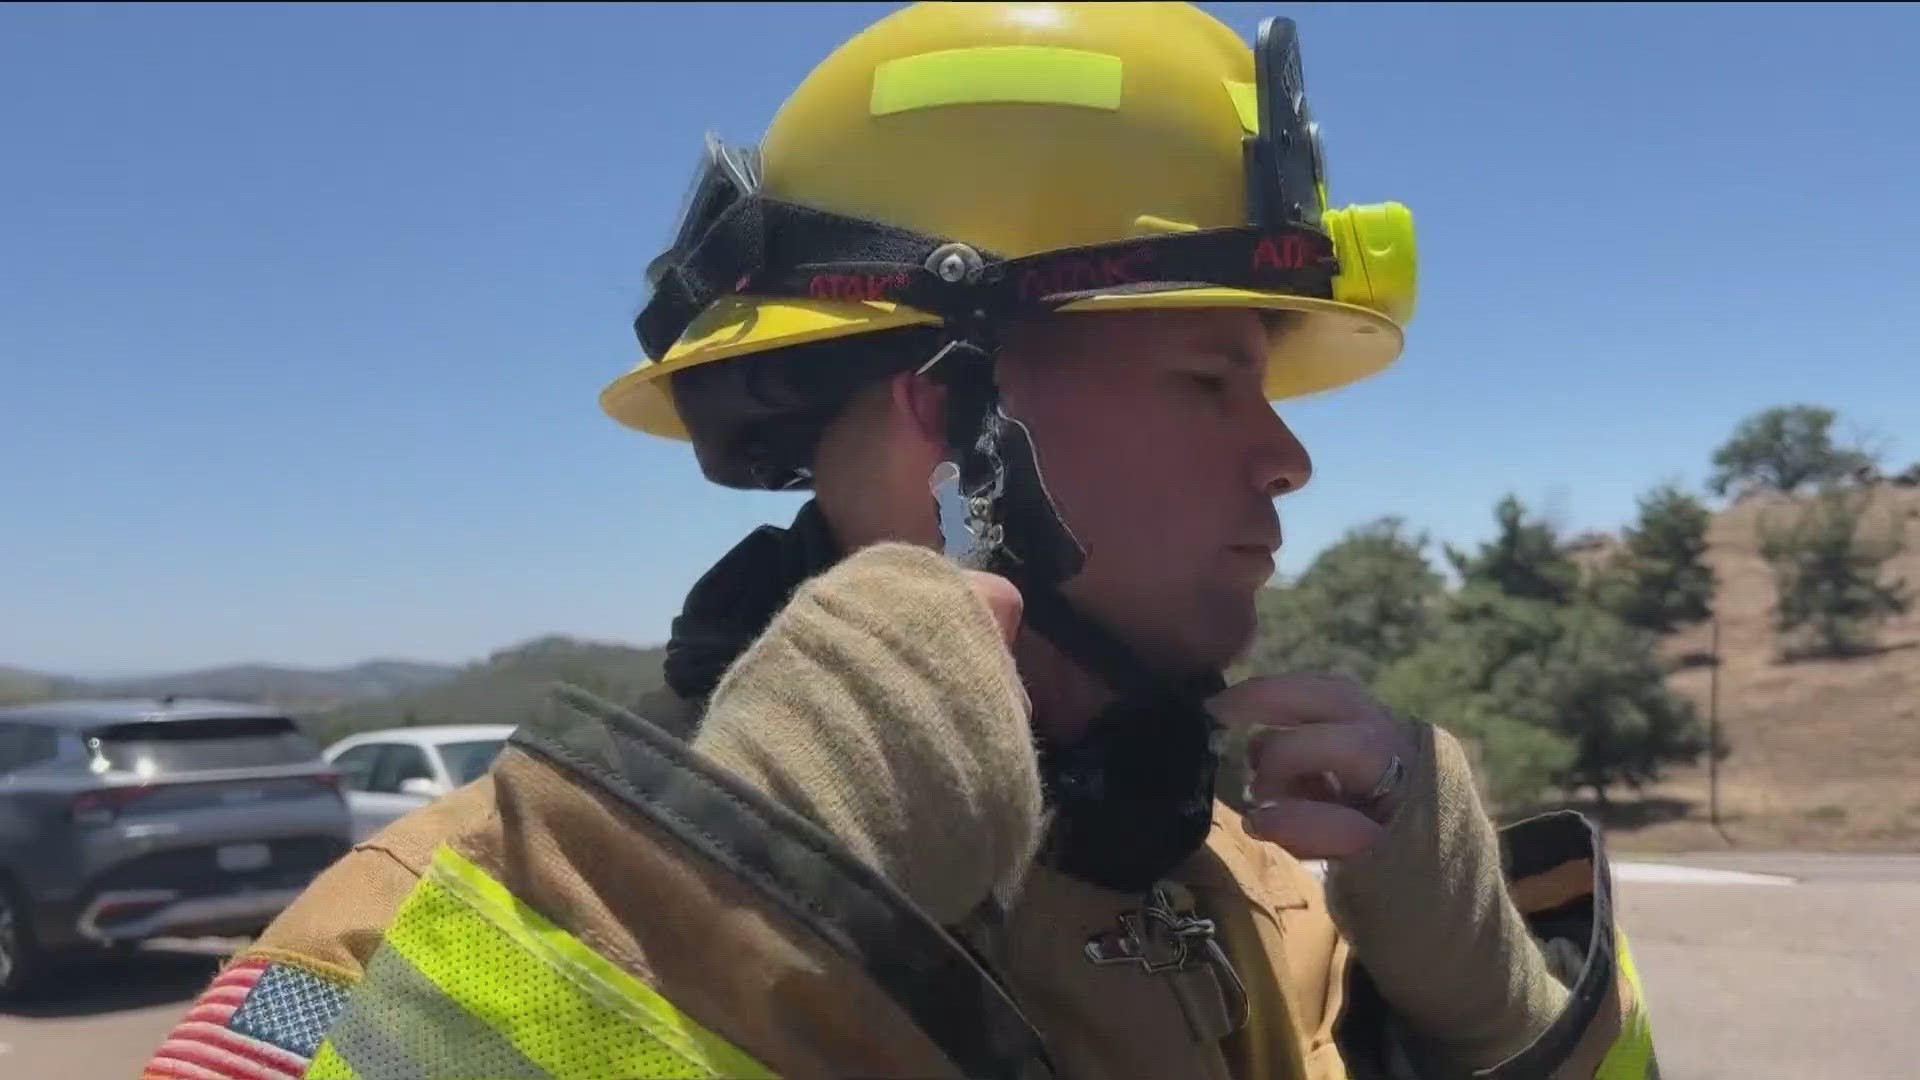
[1591,482,1718,633]
[1445,495,1581,606]
[1374,587,1708,807]
[1236,517,1446,684]
[1708,405,1877,498]
[1370,590,1578,807]
[1223,518,1446,805]
[1757,485,1913,659]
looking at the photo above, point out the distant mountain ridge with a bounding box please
[1,638,669,744]
[306,635,670,744]
[0,658,461,711]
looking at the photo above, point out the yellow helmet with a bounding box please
[603,1,1417,460]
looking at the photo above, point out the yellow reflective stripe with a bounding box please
[1596,930,1657,1079]
[1224,79,1259,133]
[870,46,1122,116]
[303,1040,359,1080]
[383,845,775,1080]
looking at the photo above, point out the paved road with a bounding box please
[0,939,229,1080]
[5,857,1916,1079]
[1610,853,1920,1080]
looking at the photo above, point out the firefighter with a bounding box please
[144,4,1657,1078]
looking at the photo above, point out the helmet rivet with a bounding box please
[927,243,983,284]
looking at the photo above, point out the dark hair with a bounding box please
[668,326,949,491]
[669,307,1302,490]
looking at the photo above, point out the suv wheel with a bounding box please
[0,879,41,1004]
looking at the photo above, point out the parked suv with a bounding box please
[0,697,353,1000]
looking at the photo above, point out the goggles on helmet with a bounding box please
[645,131,762,293]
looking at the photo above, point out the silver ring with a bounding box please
[1358,754,1405,807]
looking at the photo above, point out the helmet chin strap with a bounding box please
[928,337,1225,896]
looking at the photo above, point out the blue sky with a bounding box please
[4,2,1916,676]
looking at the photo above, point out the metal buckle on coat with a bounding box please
[1084,886,1251,1036]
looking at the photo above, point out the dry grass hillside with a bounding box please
[1574,485,1920,852]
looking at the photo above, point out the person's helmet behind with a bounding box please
[603,1,1418,490]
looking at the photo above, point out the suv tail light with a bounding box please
[70,786,157,826]
[310,771,346,800]
[70,773,344,824]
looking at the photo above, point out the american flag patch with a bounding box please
[143,954,350,1080]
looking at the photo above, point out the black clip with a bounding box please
[1083,887,1252,1036]
[1084,887,1218,975]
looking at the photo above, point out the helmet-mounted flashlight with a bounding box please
[1246,16,1418,326]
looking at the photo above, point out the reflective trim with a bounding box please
[402,844,776,1079]
[870,46,1123,116]
[323,947,549,1080]
[306,843,776,1080]
[1596,931,1657,1080]
[303,1042,359,1080]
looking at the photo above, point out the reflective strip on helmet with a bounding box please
[311,844,776,1080]
[1595,930,1656,1080]
[870,46,1123,117]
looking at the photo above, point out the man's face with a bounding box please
[996,308,1313,675]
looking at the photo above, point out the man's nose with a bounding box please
[1251,406,1313,497]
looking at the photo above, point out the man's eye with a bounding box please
[1185,373,1229,393]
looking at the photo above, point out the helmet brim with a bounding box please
[600,288,1403,440]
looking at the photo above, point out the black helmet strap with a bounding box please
[924,328,1227,896]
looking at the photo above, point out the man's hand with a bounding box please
[1209,673,1421,860]
[961,570,1024,646]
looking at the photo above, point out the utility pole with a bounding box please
[1708,613,1722,830]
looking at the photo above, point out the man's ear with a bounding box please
[890,368,950,457]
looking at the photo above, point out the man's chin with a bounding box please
[1210,590,1264,659]
[1157,598,1261,678]
[1063,578,1261,679]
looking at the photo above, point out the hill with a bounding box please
[4,639,667,751]
[0,667,66,708]
[0,659,459,712]
[87,659,459,711]
[1573,484,1920,852]
[304,635,669,746]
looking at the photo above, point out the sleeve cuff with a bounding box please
[1334,811,1660,1079]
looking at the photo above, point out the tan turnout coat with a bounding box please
[142,544,1656,1080]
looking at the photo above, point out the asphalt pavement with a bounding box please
[1609,853,1920,1080]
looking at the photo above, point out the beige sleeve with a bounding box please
[688,541,1047,928]
[1322,720,1572,1078]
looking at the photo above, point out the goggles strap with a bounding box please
[636,196,1338,363]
